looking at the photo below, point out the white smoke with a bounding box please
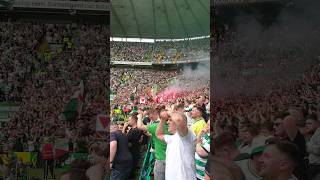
[162,58,210,95]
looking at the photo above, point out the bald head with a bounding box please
[170,112,187,125]
[167,112,188,135]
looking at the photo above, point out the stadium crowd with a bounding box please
[206,23,320,180]
[110,62,210,180]
[110,38,209,63]
[0,21,108,179]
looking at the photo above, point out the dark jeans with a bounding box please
[130,150,141,178]
[110,168,131,180]
[294,159,308,180]
[308,164,320,180]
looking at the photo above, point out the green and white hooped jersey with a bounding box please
[195,133,210,180]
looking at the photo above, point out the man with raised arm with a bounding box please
[137,108,169,180]
[156,111,196,180]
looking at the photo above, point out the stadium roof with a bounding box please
[111,0,210,39]
[0,0,10,8]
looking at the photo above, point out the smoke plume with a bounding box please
[213,0,320,98]
[162,58,210,96]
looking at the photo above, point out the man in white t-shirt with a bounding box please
[156,111,196,180]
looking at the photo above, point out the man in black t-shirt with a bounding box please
[110,123,132,180]
[123,113,144,178]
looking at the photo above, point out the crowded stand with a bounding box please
[210,62,320,180]
[110,38,210,63]
[110,48,210,179]
[207,7,320,178]
[0,21,108,179]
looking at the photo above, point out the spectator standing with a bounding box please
[110,124,132,180]
[156,111,196,180]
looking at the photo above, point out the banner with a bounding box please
[96,114,108,132]
[63,80,84,122]
[55,138,69,159]
[13,152,38,166]
[13,0,109,11]
[63,98,77,122]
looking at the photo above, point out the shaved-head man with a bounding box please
[156,111,196,180]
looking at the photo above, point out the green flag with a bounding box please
[139,141,154,180]
[63,98,78,122]
[31,152,38,167]
[62,80,84,122]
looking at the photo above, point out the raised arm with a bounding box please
[156,118,166,142]
[122,122,129,134]
[137,113,148,132]
[196,130,209,158]
[171,112,188,137]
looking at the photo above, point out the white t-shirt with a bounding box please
[164,130,197,180]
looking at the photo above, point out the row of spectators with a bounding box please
[110,38,209,62]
